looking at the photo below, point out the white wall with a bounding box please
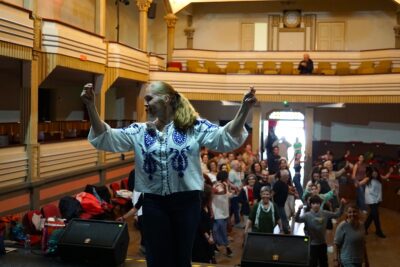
[169,2,396,52]
[316,11,396,50]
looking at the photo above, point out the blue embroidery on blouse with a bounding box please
[172,129,187,146]
[170,146,190,178]
[141,147,157,180]
[121,123,142,135]
[195,119,219,133]
[144,132,157,148]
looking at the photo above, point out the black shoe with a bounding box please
[376,232,386,238]
[226,247,233,257]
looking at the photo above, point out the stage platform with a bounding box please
[1,248,230,267]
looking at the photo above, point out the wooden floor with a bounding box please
[126,207,400,267]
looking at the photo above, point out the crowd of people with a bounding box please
[81,81,396,267]
[190,144,396,266]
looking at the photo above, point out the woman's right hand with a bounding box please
[81,83,95,106]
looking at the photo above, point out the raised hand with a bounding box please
[81,83,95,106]
[243,86,257,107]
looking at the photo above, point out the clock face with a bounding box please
[284,11,301,28]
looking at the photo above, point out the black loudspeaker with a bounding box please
[241,233,310,267]
[148,2,157,19]
[58,219,130,266]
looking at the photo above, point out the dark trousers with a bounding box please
[356,185,367,211]
[230,196,240,224]
[293,173,303,200]
[310,243,328,267]
[142,191,201,267]
[365,203,383,234]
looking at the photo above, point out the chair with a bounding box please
[41,204,61,219]
[186,60,207,73]
[315,62,335,75]
[356,61,374,74]
[225,61,240,74]
[262,61,278,75]
[374,60,392,74]
[204,61,223,74]
[280,62,295,75]
[336,62,352,75]
[239,61,258,74]
[121,178,129,190]
[167,62,182,72]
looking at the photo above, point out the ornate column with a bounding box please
[95,0,106,36]
[164,13,178,63]
[21,17,42,182]
[251,104,261,157]
[304,14,316,51]
[394,8,400,48]
[304,107,314,186]
[184,15,195,49]
[136,0,152,50]
[269,15,280,51]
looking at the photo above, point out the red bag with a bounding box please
[75,192,103,216]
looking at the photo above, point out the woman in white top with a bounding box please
[359,166,392,238]
[81,81,256,267]
[212,171,233,257]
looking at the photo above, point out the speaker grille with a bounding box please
[62,220,123,247]
[242,233,310,266]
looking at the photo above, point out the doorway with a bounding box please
[263,110,305,178]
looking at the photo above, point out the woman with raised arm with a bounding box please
[80,81,257,267]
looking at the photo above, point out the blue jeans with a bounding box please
[230,196,240,224]
[213,218,228,246]
[142,191,201,267]
[356,185,366,211]
[293,173,303,200]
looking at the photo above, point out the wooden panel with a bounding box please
[0,2,34,48]
[0,193,29,213]
[107,43,149,76]
[331,23,345,50]
[39,174,99,200]
[41,20,106,64]
[39,140,98,177]
[150,71,400,103]
[241,23,254,51]
[105,165,133,181]
[0,146,28,188]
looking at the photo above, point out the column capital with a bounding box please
[164,13,178,28]
[136,0,152,12]
[303,14,313,27]
[272,15,280,27]
[184,27,195,39]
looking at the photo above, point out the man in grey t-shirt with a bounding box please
[295,195,345,267]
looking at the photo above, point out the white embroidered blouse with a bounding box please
[88,119,248,195]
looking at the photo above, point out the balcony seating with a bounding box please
[336,62,352,75]
[204,61,224,74]
[226,61,240,74]
[262,61,279,74]
[167,62,183,72]
[239,61,258,74]
[315,62,336,75]
[356,61,374,74]
[186,60,207,73]
[374,60,392,74]
[280,62,297,75]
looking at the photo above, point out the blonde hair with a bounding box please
[150,81,198,131]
